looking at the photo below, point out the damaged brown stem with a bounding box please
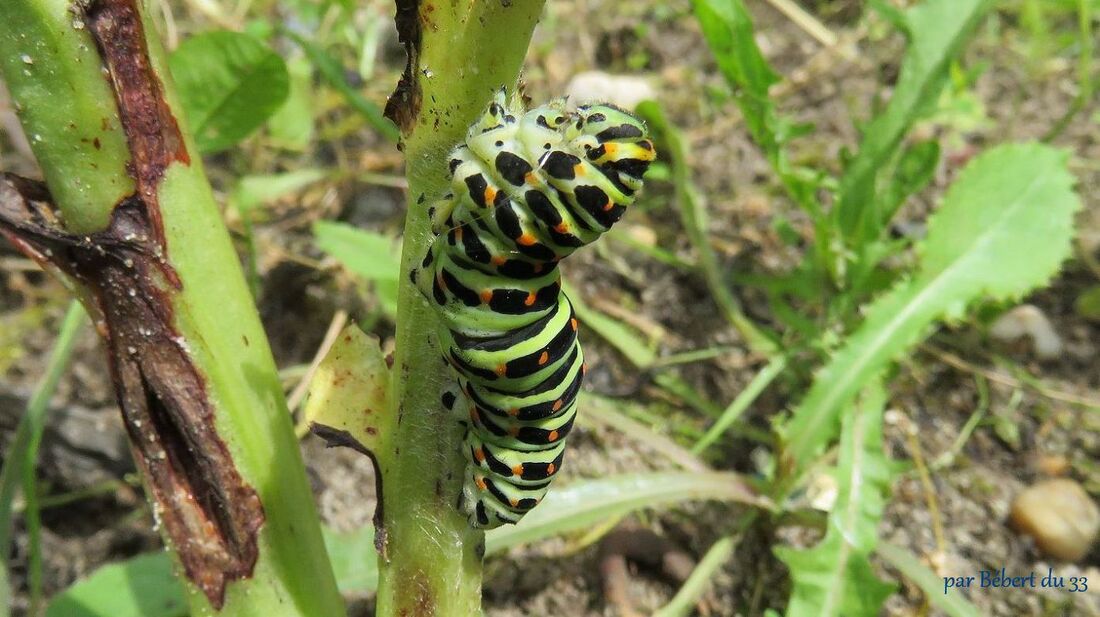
[0,177,262,606]
[0,0,344,613]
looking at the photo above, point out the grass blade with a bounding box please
[693,354,787,454]
[652,535,737,617]
[583,393,710,473]
[0,301,86,616]
[876,542,981,617]
[638,101,776,354]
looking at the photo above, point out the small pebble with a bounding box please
[1009,478,1100,562]
[990,304,1063,359]
[1033,453,1070,477]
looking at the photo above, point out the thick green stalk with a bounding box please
[0,0,133,232]
[377,2,545,615]
[0,2,343,615]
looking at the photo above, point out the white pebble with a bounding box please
[565,71,656,111]
[990,304,1063,359]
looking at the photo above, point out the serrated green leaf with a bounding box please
[784,143,1080,469]
[169,31,289,154]
[777,382,895,617]
[918,146,1077,293]
[313,221,401,318]
[44,553,187,617]
[833,0,993,248]
[777,538,894,617]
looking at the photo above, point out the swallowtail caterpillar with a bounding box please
[414,89,654,528]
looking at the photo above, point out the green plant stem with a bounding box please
[22,463,42,617]
[378,3,545,615]
[638,102,777,355]
[0,2,344,615]
[0,301,84,617]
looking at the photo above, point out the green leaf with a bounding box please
[776,382,895,617]
[231,169,327,215]
[44,553,187,617]
[485,471,769,554]
[833,0,993,249]
[313,220,401,318]
[169,31,290,154]
[50,525,383,608]
[303,324,392,457]
[285,31,400,143]
[268,57,316,150]
[783,143,1080,469]
[323,524,379,594]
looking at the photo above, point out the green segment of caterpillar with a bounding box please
[413,89,654,529]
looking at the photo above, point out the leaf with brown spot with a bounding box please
[306,325,394,553]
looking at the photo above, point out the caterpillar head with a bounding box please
[469,88,522,136]
[571,104,656,196]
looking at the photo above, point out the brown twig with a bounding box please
[599,526,697,617]
[922,343,1100,409]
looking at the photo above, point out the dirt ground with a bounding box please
[1,0,1099,616]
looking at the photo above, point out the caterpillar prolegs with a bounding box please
[414,89,654,529]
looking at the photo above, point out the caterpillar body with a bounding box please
[414,89,654,529]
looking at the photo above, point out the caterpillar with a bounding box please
[413,89,655,529]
